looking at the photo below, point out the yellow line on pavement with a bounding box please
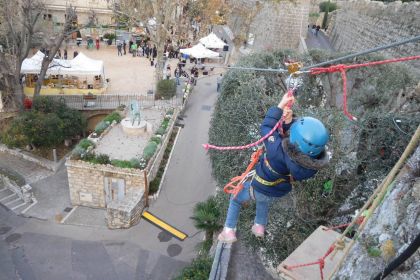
[141,211,188,241]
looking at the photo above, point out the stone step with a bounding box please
[10,201,27,212]
[0,191,15,202]
[5,196,22,207]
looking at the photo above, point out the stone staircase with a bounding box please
[0,187,29,213]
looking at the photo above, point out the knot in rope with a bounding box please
[310,64,346,75]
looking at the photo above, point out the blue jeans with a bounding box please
[224,182,276,228]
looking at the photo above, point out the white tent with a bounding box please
[21,51,104,76]
[199,32,227,49]
[179,43,220,59]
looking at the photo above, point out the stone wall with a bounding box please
[66,159,145,208]
[146,109,179,183]
[228,0,310,51]
[328,0,420,71]
[106,191,145,229]
[336,147,420,279]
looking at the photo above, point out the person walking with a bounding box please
[131,42,137,57]
[315,25,320,36]
[117,42,123,56]
[217,93,330,243]
[175,68,180,86]
[96,38,100,50]
[216,74,222,92]
[123,40,127,55]
[64,49,68,60]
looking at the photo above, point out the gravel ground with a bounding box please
[93,108,164,161]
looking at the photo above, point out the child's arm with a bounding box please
[260,94,295,138]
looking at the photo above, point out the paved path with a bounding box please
[0,152,53,184]
[0,76,220,279]
[305,29,335,51]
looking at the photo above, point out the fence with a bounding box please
[46,94,182,110]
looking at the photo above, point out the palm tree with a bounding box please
[191,196,223,241]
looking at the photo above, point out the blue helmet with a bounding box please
[289,117,329,157]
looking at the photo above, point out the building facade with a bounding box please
[44,0,114,26]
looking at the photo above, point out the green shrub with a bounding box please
[166,108,174,115]
[78,139,94,150]
[129,158,141,168]
[150,136,161,144]
[319,1,337,12]
[83,153,110,165]
[156,79,176,100]
[95,121,109,134]
[103,112,122,124]
[156,127,166,136]
[32,96,60,113]
[72,146,86,159]
[174,257,212,280]
[95,154,111,164]
[143,142,158,161]
[161,118,170,129]
[106,158,141,169]
[2,98,85,148]
[149,179,160,194]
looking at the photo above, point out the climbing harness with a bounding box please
[223,149,262,198]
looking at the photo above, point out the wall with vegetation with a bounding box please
[328,0,420,72]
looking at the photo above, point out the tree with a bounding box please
[191,196,222,241]
[0,0,44,109]
[112,0,185,81]
[33,6,78,97]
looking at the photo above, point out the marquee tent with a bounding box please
[179,43,220,59]
[21,51,104,76]
[199,32,227,49]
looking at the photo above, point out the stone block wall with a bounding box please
[228,0,310,51]
[328,0,420,71]
[106,191,145,229]
[146,109,179,183]
[66,159,145,208]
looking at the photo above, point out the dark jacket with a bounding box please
[252,106,329,197]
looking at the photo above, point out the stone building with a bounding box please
[227,0,310,51]
[327,0,420,72]
[44,0,114,26]
[66,108,178,229]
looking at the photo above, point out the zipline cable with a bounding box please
[200,35,420,73]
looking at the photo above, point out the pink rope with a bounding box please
[203,89,294,151]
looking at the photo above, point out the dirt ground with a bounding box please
[65,44,180,95]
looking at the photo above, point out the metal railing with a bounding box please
[46,94,182,110]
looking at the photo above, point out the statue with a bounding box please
[129,100,141,126]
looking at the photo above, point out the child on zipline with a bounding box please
[218,93,330,243]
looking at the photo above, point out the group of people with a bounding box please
[40,48,79,60]
[310,24,322,36]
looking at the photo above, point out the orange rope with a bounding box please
[223,148,264,198]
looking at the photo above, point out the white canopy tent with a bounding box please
[21,51,104,76]
[199,32,227,49]
[179,43,220,59]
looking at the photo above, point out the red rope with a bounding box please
[203,89,294,151]
[323,217,364,231]
[310,55,420,121]
[284,244,336,280]
[223,148,263,198]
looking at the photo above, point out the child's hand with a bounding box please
[278,93,295,110]
[283,108,293,124]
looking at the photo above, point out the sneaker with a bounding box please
[251,224,265,238]
[218,228,237,243]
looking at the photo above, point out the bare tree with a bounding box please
[0,0,44,109]
[33,6,79,97]
[113,0,185,81]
